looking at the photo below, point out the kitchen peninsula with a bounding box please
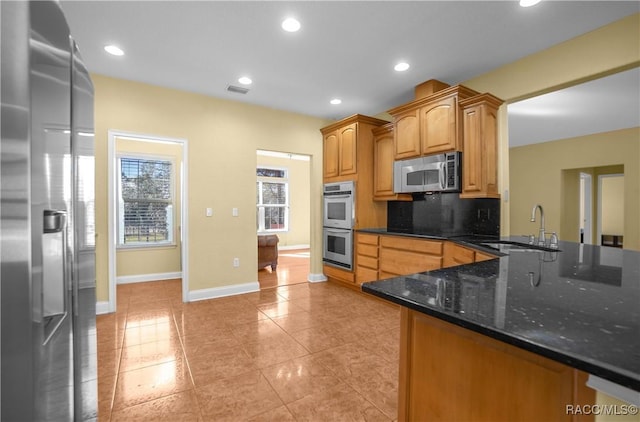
[363,239,640,421]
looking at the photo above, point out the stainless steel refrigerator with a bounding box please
[1,1,97,420]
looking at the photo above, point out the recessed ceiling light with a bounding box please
[519,0,541,7]
[282,17,301,32]
[238,77,252,85]
[394,62,410,72]
[330,99,342,105]
[104,45,124,56]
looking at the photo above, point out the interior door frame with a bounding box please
[107,130,189,312]
[580,172,592,244]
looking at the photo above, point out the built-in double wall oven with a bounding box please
[323,181,354,270]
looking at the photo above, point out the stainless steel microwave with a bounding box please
[393,152,461,193]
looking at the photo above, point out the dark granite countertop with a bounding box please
[362,237,640,391]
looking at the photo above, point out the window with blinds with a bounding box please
[118,157,174,246]
[257,167,288,232]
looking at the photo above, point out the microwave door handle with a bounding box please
[440,162,447,190]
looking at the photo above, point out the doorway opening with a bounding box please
[598,173,624,247]
[561,165,624,247]
[256,150,311,289]
[107,131,189,312]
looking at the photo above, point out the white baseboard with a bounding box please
[96,301,111,315]
[117,272,182,285]
[278,244,310,251]
[187,281,260,302]
[307,273,327,283]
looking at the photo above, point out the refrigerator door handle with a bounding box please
[42,209,68,343]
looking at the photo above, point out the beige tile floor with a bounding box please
[97,279,401,421]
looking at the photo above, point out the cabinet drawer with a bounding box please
[357,243,379,258]
[357,254,378,270]
[443,242,476,268]
[379,248,443,275]
[323,265,355,283]
[475,251,496,262]
[357,233,379,246]
[356,266,378,284]
[379,270,401,280]
[380,236,443,256]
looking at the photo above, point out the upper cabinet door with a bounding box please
[323,131,339,179]
[421,96,458,155]
[460,93,503,199]
[394,110,420,160]
[461,106,483,195]
[339,123,357,176]
[374,129,395,197]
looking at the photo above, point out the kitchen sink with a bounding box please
[477,240,561,253]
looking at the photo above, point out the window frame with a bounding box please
[116,153,176,249]
[256,166,289,233]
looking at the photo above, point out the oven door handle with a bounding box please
[324,194,351,199]
[325,228,351,234]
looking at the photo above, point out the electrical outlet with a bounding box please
[233,258,240,267]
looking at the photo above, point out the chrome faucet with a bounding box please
[530,204,546,246]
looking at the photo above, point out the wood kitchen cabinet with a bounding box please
[372,123,411,201]
[355,234,444,284]
[420,95,458,155]
[388,85,480,160]
[392,108,420,160]
[398,308,595,422]
[323,265,355,286]
[322,123,356,179]
[321,115,388,288]
[443,242,499,268]
[475,250,496,262]
[459,93,503,198]
[321,114,388,183]
[442,242,476,268]
[379,236,443,279]
[320,116,388,228]
[356,235,497,284]
[355,232,379,284]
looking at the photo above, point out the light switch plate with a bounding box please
[232,208,239,217]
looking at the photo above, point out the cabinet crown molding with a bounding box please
[387,84,481,117]
[459,92,505,108]
[320,114,390,134]
[372,122,394,135]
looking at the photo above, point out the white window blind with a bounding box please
[257,167,288,232]
[118,157,173,246]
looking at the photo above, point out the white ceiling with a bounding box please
[59,1,639,145]
[508,67,640,147]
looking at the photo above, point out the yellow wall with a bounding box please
[256,153,311,248]
[93,74,331,301]
[463,13,640,237]
[115,137,183,277]
[510,129,639,250]
[601,175,625,236]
